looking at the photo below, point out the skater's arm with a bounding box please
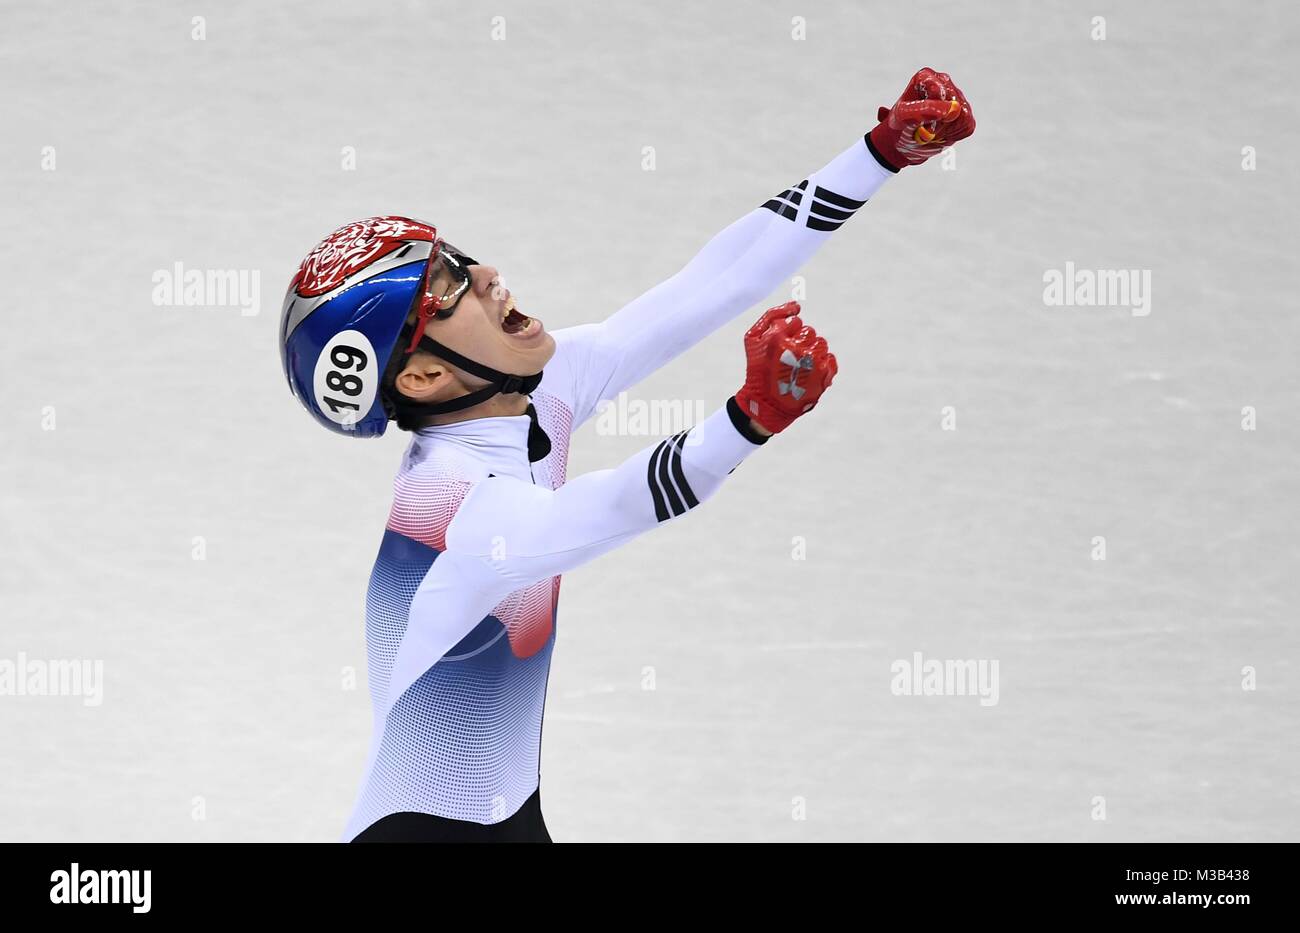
[551,69,975,429]
[451,303,837,590]
[555,137,888,426]
[445,398,769,587]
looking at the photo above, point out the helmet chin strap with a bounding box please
[407,333,543,415]
[383,333,551,461]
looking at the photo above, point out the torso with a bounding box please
[343,388,574,837]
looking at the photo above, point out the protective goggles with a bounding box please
[404,240,479,354]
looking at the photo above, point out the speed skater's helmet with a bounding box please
[278,216,542,438]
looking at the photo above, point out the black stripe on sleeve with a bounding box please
[803,185,867,231]
[667,432,700,510]
[647,441,671,521]
[656,436,686,517]
[761,179,810,221]
[760,199,799,221]
[812,185,867,210]
[808,202,856,223]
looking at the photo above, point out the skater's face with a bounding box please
[393,262,556,410]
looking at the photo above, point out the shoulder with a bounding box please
[387,443,486,551]
[538,323,621,431]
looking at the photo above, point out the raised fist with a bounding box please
[734,302,838,434]
[867,68,976,171]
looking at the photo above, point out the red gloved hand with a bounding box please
[867,67,976,171]
[734,302,838,434]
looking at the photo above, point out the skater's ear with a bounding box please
[392,351,458,405]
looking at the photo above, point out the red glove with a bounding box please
[867,68,976,171]
[734,302,838,434]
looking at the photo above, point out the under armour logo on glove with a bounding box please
[778,349,814,400]
[734,301,838,434]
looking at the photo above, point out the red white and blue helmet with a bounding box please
[279,216,442,438]
[281,215,545,438]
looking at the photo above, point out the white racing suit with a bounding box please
[343,134,893,840]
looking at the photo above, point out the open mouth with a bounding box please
[500,295,536,336]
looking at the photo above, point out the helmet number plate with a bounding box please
[314,330,377,431]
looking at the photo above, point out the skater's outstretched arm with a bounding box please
[548,68,975,429]
[453,303,833,579]
[384,304,835,709]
